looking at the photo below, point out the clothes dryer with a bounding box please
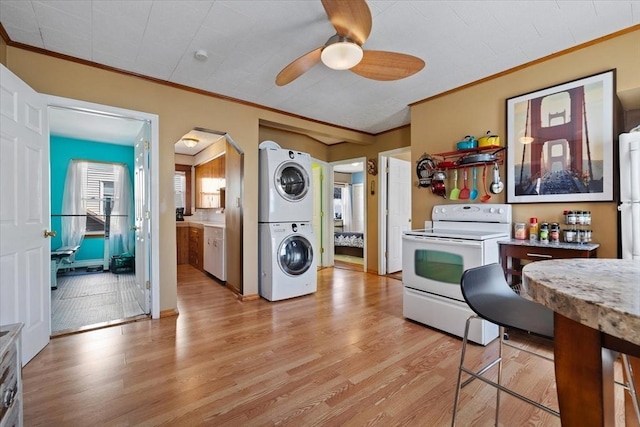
[259,222,317,301]
[259,147,313,223]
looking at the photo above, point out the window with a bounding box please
[174,164,192,215]
[333,185,343,220]
[174,171,186,209]
[85,162,117,235]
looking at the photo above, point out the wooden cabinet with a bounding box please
[499,239,599,291]
[195,154,226,209]
[189,227,204,270]
[176,226,189,265]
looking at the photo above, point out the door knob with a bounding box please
[43,230,56,238]
[130,225,139,231]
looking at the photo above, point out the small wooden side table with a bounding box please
[498,239,599,291]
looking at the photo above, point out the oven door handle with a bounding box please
[403,235,483,248]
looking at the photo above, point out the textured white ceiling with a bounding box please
[2,0,639,138]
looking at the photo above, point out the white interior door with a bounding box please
[134,123,150,313]
[387,157,411,273]
[0,64,50,365]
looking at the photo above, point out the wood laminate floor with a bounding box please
[23,265,633,426]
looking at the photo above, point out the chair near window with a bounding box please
[451,263,640,426]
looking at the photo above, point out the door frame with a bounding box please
[311,158,331,268]
[378,147,411,275]
[329,157,367,272]
[46,95,160,319]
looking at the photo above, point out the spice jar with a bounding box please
[529,217,539,241]
[550,223,560,243]
[577,211,586,225]
[514,222,527,240]
[564,229,576,242]
[567,211,577,225]
[539,222,549,243]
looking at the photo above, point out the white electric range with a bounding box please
[402,204,512,345]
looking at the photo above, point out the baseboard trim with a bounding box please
[159,308,179,318]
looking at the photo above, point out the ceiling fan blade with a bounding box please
[321,0,372,46]
[275,47,323,86]
[350,50,425,81]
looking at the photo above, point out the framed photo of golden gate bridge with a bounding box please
[506,70,615,204]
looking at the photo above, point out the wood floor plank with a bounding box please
[21,264,631,426]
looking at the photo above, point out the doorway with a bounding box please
[331,159,366,272]
[47,99,157,335]
[378,148,411,278]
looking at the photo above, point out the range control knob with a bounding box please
[489,207,496,213]
[498,208,504,214]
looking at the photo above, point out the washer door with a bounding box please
[274,161,309,202]
[278,235,313,276]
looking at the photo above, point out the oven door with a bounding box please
[402,234,483,301]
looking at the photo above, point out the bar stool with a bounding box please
[451,263,640,426]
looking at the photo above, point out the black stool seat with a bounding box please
[461,263,554,339]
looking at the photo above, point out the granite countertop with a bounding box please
[0,323,23,356]
[522,258,640,346]
[498,238,599,251]
[176,220,225,229]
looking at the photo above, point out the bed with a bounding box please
[334,231,364,258]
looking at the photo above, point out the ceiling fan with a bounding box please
[275,0,425,86]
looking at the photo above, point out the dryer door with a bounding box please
[275,161,310,202]
[278,234,314,276]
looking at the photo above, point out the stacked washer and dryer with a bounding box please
[258,142,317,301]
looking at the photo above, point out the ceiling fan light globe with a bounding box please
[321,42,363,70]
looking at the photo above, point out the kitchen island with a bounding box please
[522,258,640,426]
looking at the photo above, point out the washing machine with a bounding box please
[259,222,317,301]
[259,147,313,223]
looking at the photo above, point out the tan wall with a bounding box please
[0,36,6,65]
[258,126,331,161]
[4,46,376,311]
[329,127,411,272]
[411,29,640,259]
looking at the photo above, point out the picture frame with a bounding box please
[506,70,615,203]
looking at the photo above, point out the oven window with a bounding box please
[414,249,463,284]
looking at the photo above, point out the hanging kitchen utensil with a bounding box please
[459,168,470,199]
[470,167,478,200]
[449,169,460,200]
[431,179,446,198]
[480,165,491,203]
[490,162,504,194]
[416,154,437,188]
[456,146,506,166]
